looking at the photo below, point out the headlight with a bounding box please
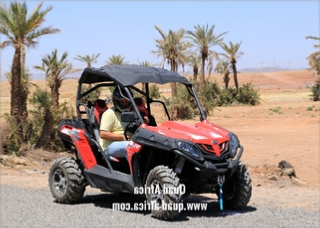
[229,132,240,158]
[178,142,201,158]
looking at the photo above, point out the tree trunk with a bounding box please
[193,66,198,81]
[200,58,206,89]
[20,86,29,125]
[21,45,26,69]
[11,48,23,141]
[51,84,60,107]
[224,72,230,89]
[142,83,146,93]
[35,109,53,148]
[232,63,239,92]
[170,60,177,97]
[20,45,29,122]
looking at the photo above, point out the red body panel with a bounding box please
[142,120,230,156]
[126,141,143,173]
[60,125,97,169]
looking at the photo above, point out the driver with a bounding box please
[99,87,131,160]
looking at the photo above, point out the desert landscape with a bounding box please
[0,69,319,202]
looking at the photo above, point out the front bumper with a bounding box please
[173,144,244,176]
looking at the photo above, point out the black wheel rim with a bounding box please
[150,179,164,208]
[52,168,67,195]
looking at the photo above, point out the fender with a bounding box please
[126,141,143,173]
[60,125,97,169]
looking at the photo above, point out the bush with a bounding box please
[1,88,76,155]
[193,80,219,114]
[195,81,261,110]
[216,88,238,106]
[163,79,261,120]
[46,102,75,151]
[164,84,195,120]
[310,78,320,101]
[149,84,161,99]
[236,82,261,105]
[1,116,25,155]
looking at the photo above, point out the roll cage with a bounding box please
[75,65,207,126]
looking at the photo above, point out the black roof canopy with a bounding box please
[79,65,192,86]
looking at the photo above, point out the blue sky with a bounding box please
[0,0,319,80]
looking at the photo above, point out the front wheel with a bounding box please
[145,166,183,220]
[221,163,252,209]
[48,157,86,203]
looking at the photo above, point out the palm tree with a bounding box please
[0,1,60,140]
[220,41,244,91]
[137,60,156,67]
[34,49,80,107]
[105,54,129,65]
[186,51,202,81]
[4,67,34,122]
[74,53,100,67]
[74,53,100,89]
[215,61,231,89]
[186,24,227,87]
[306,36,320,75]
[307,55,320,75]
[306,36,320,48]
[152,25,191,96]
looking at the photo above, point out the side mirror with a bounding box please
[121,112,135,122]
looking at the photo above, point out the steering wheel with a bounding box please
[124,121,138,140]
[123,111,147,140]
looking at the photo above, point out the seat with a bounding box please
[87,99,127,168]
[93,99,108,125]
[89,99,108,141]
[134,97,157,126]
[134,97,149,117]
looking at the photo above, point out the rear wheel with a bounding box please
[48,157,86,203]
[221,163,252,209]
[145,166,183,220]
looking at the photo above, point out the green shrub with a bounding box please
[28,88,75,151]
[193,80,219,114]
[269,107,283,114]
[216,87,238,106]
[1,115,27,155]
[149,84,161,99]
[306,105,314,111]
[310,78,320,101]
[161,79,262,119]
[236,82,261,105]
[164,84,194,120]
[1,88,76,155]
[46,102,75,151]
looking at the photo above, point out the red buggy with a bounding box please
[49,65,252,220]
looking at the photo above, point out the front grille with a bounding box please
[202,144,214,152]
[196,142,230,161]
